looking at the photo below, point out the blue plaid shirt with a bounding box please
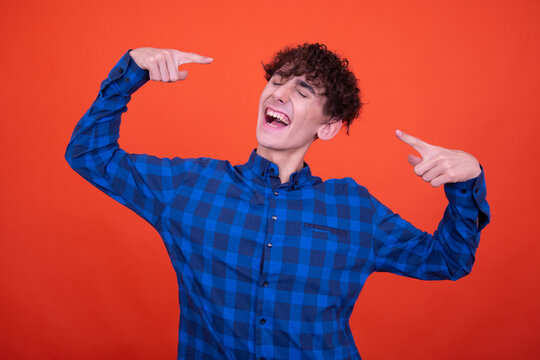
[66,52,490,360]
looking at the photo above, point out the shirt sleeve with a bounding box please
[65,51,189,227]
[370,171,490,280]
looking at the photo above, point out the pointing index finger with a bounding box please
[175,50,214,66]
[395,129,432,156]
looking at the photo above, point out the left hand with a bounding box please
[395,130,481,187]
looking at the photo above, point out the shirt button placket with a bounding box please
[268,216,276,251]
[259,191,279,358]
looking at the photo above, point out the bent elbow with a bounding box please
[65,143,75,168]
[65,142,85,172]
[447,256,476,281]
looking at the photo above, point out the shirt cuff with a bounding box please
[444,168,487,209]
[107,50,149,95]
[444,167,490,230]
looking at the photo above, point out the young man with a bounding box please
[66,44,490,360]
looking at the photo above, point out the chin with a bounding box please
[256,137,279,150]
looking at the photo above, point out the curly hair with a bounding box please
[263,43,361,134]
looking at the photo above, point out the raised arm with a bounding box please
[370,131,490,280]
[65,48,213,226]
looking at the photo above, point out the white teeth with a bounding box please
[266,108,290,125]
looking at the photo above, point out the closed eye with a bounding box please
[297,90,307,98]
[296,79,316,96]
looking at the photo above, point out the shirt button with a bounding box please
[267,243,273,248]
[272,216,277,221]
[270,168,274,174]
[274,191,279,196]
[260,318,266,325]
[263,281,269,287]
[118,68,124,74]
[261,171,265,176]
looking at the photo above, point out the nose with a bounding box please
[272,81,291,103]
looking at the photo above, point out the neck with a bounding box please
[256,145,308,184]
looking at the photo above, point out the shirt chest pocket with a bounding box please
[301,222,351,270]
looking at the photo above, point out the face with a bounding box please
[256,73,340,157]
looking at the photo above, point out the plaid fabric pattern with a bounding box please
[66,52,490,360]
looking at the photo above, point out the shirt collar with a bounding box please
[245,149,314,189]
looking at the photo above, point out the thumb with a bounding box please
[177,70,188,81]
[407,154,423,166]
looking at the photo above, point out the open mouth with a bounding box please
[265,108,290,128]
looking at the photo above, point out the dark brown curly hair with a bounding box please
[263,43,361,134]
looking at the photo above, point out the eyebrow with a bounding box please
[295,79,316,95]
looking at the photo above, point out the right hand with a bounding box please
[129,47,213,82]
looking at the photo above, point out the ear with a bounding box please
[317,119,342,140]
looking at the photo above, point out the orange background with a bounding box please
[1,0,539,359]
